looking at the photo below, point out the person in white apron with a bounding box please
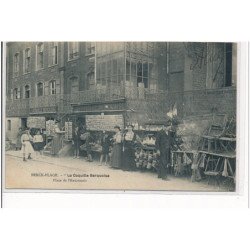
[21,129,34,161]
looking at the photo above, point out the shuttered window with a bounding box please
[69,76,79,93]
[24,48,31,73]
[68,42,79,60]
[37,43,44,70]
[49,42,58,65]
[13,87,21,99]
[13,53,19,76]
[37,82,44,96]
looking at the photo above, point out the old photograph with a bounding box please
[3,42,237,191]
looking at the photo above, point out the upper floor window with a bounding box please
[13,53,19,76]
[68,42,79,60]
[49,42,58,65]
[24,48,31,73]
[50,80,56,94]
[24,85,30,99]
[37,82,44,97]
[86,42,95,55]
[69,76,79,93]
[36,43,44,70]
[87,72,95,87]
[13,87,21,99]
[136,61,149,88]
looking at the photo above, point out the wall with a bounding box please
[183,42,229,91]
[7,42,62,99]
[63,42,91,92]
[168,43,185,93]
[6,117,21,143]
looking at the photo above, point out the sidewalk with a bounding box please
[5,150,97,170]
[4,150,225,191]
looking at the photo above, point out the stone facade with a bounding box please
[5,42,237,137]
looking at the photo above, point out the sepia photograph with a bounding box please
[3,41,237,192]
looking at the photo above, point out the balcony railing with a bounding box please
[67,86,125,105]
[5,86,236,118]
[29,94,61,114]
[6,98,30,117]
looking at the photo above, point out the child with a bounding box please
[21,128,34,161]
[33,130,44,156]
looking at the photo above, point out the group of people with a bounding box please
[16,128,44,161]
[71,122,174,180]
[110,125,139,171]
[16,120,174,181]
[110,123,173,179]
[71,124,139,171]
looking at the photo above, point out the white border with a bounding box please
[1,42,248,208]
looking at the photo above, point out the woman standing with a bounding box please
[16,127,23,151]
[110,126,122,169]
[21,128,34,161]
[99,131,111,166]
[122,125,137,171]
[51,121,64,156]
[33,130,44,156]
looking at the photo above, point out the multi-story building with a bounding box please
[5,42,237,143]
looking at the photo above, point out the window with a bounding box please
[13,88,20,99]
[87,72,95,87]
[49,42,58,65]
[68,42,79,60]
[24,48,31,73]
[50,80,56,94]
[7,120,11,131]
[24,85,30,98]
[36,43,44,70]
[86,42,95,55]
[69,76,79,93]
[37,82,44,96]
[13,53,19,76]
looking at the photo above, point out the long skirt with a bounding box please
[122,144,136,171]
[21,141,35,156]
[16,135,22,149]
[33,142,44,151]
[110,144,122,168]
[51,135,63,155]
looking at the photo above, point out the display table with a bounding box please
[198,150,236,181]
[171,150,195,177]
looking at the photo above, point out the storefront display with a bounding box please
[86,114,124,131]
[65,121,73,140]
[27,116,46,129]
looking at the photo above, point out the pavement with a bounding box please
[4,150,226,191]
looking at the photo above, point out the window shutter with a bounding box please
[10,89,13,100]
[56,81,61,94]
[17,87,21,99]
[23,86,26,98]
[44,82,49,96]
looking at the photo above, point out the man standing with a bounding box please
[155,122,173,180]
[72,125,81,159]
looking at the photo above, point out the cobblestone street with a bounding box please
[4,151,224,191]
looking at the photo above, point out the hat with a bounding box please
[164,120,172,127]
[127,124,134,128]
[114,125,121,130]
